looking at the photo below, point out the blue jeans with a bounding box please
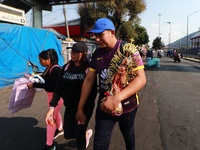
[94,106,138,150]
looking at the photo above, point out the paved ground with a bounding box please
[0,78,162,150]
[1,56,199,150]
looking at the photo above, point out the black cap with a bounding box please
[66,42,88,52]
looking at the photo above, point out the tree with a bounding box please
[134,24,149,46]
[152,37,165,50]
[117,20,136,42]
[78,0,147,44]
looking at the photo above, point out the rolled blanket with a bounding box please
[147,58,160,68]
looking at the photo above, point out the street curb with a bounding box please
[183,57,200,63]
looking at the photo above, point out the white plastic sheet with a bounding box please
[8,77,36,113]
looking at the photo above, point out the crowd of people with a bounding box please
[140,48,184,68]
[27,18,146,150]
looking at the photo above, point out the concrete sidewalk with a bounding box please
[0,56,199,150]
[183,56,200,63]
[0,84,162,150]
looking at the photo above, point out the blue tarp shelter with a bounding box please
[0,23,64,89]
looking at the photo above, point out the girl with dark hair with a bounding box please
[46,42,97,150]
[27,49,63,150]
[38,49,59,66]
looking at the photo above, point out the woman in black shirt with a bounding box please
[46,42,97,150]
[27,49,64,150]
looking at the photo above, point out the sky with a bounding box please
[26,0,200,46]
[139,0,200,46]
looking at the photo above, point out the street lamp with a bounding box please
[158,14,162,37]
[163,22,171,50]
[186,11,198,57]
[180,32,187,49]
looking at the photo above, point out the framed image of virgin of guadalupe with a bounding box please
[103,39,143,115]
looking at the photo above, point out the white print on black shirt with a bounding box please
[100,68,108,90]
[63,72,85,80]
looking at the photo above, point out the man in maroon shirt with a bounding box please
[76,18,146,150]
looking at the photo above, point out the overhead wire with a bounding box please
[43,8,62,17]
[26,8,63,26]
[43,13,64,26]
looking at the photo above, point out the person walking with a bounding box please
[27,49,64,150]
[46,42,97,150]
[76,18,146,150]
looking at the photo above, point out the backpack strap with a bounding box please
[64,64,70,71]
[49,64,60,75]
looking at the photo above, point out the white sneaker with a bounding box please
[54,129,64,139]
[85,129,93,148]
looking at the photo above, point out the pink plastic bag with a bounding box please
[8,77,36,113]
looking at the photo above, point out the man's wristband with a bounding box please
[49,106,55,109]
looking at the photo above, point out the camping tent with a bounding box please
[0,23,64,89]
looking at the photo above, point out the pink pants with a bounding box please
[46,92,63,146]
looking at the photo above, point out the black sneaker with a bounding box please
[54,129,64,139]
[43,144,56,150]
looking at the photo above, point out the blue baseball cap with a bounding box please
[89,18,115,33]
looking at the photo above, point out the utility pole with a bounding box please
[63,5,70,39]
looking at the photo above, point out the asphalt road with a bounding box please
[144,56,200,150]
[0,56,200,150]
